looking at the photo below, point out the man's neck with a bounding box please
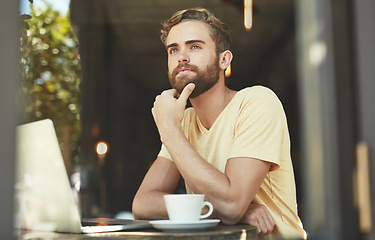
[190,83,236,130]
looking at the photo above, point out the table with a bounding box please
[17,224,258,240]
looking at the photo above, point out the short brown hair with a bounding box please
[160,7,231,54]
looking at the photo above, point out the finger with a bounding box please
[259,205,275,233]
[154,95,160,103]
[257,219,269,236]
[162,88,179,97]
[260,214,274,235]
[250,221,261,234]
[177,83,195,104]
[264,208,275,228]
[247,216,261,235]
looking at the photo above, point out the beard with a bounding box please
[168,56,220,99]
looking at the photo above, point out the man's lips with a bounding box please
[177,67,194,75]
[171,63,198,78]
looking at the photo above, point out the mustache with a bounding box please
[171,63,199,77]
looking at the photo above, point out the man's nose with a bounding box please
[178,50,190,63]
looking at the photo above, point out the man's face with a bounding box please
[166,21,221,98]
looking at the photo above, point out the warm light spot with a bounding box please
[74,181,81,191]
[309,41,327,67]
[240,229,247,240]
[96,141,108,156]
[225,64,231,77]
[244,0,253,30]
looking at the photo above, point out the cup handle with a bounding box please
[200,201,213,219]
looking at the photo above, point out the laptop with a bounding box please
[14,119,151,233]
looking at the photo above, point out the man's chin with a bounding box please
[173,82,195,94]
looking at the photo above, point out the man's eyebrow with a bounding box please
[166,43,178,49]
[185,39,205,45]
[166,40,206,50]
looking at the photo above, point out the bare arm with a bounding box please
[164,132,270,224]
[132,157,181,220]
[151,83,272,224]
[133,156,275,234]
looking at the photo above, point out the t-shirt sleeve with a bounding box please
[228,88,285,171]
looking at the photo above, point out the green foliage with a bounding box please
[19,3,81,171]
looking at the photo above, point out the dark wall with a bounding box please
[70,0,299,217]
[71,2,161,217]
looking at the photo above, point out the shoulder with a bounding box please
[181,107,197,126]
[237,85,279,100]
[235,86,283,110]
[184,107,196,118]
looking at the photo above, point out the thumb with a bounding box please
[177,83,195,104]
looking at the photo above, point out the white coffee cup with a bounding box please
[164,194,213,222]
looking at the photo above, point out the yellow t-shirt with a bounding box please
[158,86,305,239]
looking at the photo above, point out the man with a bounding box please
[132,7,305,239]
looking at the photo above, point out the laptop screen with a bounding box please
[14,119,82,233]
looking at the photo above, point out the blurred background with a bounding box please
[1,0,374,239]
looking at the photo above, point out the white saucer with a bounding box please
[149,219,220,230]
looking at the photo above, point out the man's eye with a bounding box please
[192,45,201,50]
[169,48,178,54]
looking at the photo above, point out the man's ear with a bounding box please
[219,50,233,70]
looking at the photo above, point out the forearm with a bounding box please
[162,129,250,224]
[132,157,181,220]
[132,190,169,220]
